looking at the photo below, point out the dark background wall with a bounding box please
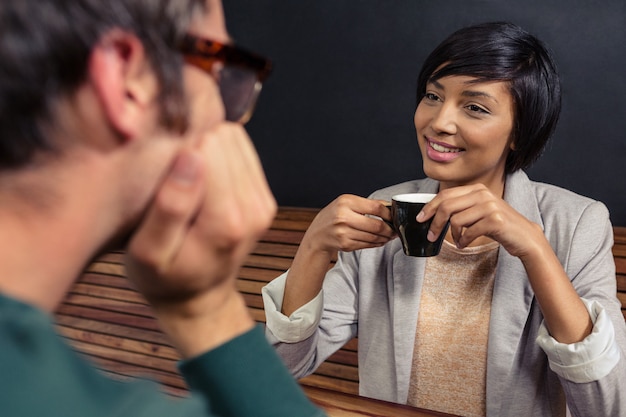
[223,0,626,226]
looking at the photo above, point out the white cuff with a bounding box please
[261,272,324,343]
[536,298,621,383]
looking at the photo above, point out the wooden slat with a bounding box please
[70,282,147,304]
[260,229,307,245]
[238,266,282,283]
[96,251,126,264]
[314,361,359,382]
[237,279,266,295]
[79,272,134,289]
[249,307,267,323]
[299,374,359,395]
[58,325,179,361]
[56,303,162,332]
[55,314,169,346]
[613,226,626,243]
[613,227,626,319]
[613,227,626,258]
[327,348,358,367]
[272,207,319,230]
[62,293,153,318]
[240,292,264,310]
[243,254,294,271]
[86,261,127,276]
[253,241,300,258]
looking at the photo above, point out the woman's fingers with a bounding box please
[306,195,395,253]
[417,183,537,252]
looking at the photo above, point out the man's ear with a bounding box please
[88,30,158,140]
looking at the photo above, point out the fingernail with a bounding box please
[171,151,201,185]
[427,230,436,242]
[416,211,425,222]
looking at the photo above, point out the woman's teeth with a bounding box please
[430,142,461,153]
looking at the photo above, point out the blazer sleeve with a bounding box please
[546,201,626,416]
[262,250,361,380]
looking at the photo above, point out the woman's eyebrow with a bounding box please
[430,79,444,90]
[462,89,499,104]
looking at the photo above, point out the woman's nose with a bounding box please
[430,103,457,135]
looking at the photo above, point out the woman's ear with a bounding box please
[88,29,159,140]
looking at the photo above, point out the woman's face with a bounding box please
[414,75,515,194]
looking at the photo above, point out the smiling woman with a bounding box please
[261,21,626,417]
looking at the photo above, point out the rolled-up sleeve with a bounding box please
[262,272,324,343]
[536,298,621,383]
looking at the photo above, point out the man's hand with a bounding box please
[125,123,277,357]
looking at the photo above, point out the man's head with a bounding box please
[0,0,273,250]
[0,0,278,312]
[0,0,205,169]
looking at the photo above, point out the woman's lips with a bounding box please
[425,139,464,162]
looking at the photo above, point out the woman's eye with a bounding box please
[424,92,440,102]
[466,104,489,114]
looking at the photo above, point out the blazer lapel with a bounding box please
[391,246,427,403]
[486,249,535,415]
[486,171,544,416]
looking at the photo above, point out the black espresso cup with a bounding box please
[389,193,449,257]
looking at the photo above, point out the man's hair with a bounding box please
[416,21,562,173]
[0,0,205,169]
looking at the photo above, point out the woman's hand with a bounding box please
[302,194,396,258]
[281,194,394,317]
[418,183,544,258]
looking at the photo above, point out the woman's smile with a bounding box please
[426,139,465,162]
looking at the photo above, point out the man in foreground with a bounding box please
[0,0,325,416]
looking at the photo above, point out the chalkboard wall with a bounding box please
[223,0,626,226]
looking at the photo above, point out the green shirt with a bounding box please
[0,293,326,417]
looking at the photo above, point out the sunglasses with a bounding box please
[178,34,272,124]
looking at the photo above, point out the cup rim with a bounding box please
[392,193,436,204]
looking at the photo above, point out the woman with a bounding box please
[262,22,626,417]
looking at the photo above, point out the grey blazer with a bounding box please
[266,171,626,417]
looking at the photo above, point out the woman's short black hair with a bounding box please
[416,22,561,173]
[0,0,205,169]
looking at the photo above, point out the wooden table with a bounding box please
[303,386,458,417]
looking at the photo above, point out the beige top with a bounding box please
[407,239,500,417]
